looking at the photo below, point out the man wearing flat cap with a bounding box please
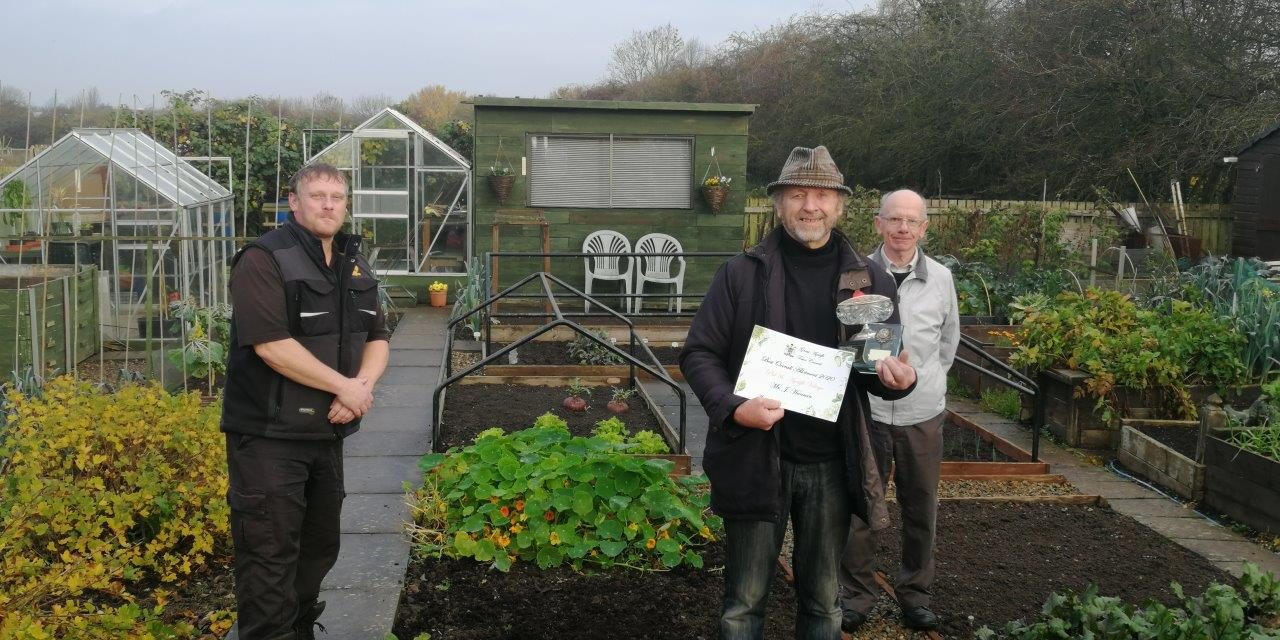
[681,146,917,639]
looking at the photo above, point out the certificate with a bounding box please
[733,325,856,422]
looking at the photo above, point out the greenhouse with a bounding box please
[0,128,235,339]
[309,107,472,275]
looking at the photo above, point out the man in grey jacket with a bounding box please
[838,189,959,632]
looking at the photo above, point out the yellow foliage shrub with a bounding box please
[0,377,230,639]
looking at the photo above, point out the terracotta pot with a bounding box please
[429,289,448,307]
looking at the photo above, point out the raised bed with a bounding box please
[392,499,1232,639]
[1204,428,1280,535]
[435,376,691,474]
[942,410,1051,478]
[1116,418,1204,500]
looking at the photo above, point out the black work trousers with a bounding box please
[226,432,345,640]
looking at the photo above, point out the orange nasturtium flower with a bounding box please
[549,531,562,545]
[645,538,657,550]
[515,499,525,511]
[510,524,524,534]
[494,533,511,548]
[544,510,556,522]
[500,505,511,518]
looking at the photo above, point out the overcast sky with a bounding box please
[2,0,875,106]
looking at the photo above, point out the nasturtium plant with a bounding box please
[410,424,718,572]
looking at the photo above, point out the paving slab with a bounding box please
[1135,516,1243,542]
[344,428,429,457]
[311,587,404,640]
[372,384,435,408]
[379,366,439,387]
[344,455,423,494]
[389,348,443,367]
[1173,538,1280,568]
[321,533,412,590]
[360,406,432,433]
[1104,497,1202,518]
[1068,478,1166,500]
[342,494,411,534]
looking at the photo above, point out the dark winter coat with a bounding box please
[679,226,912,527]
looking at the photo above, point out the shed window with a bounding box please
[529,135,692,209]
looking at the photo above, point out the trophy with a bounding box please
[836,294,903,373]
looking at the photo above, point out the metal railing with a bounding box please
[953,332,1047,461]
[433,271,689,455]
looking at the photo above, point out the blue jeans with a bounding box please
[721,458,851,640]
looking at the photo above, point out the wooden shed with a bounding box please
[1231,123,1280,260]
[469,98,755,306]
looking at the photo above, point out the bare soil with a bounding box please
[392,501,1234,639]
[1136,424,1200,461]
[437,383,664,451]
[943,419,1014,462]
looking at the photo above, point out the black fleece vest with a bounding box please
[220,223,380,440]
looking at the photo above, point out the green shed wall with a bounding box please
[472,104,752,307]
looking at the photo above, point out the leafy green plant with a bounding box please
[408,424,719,572]
[611,387,636,403]
[449,257,489,338]
[1182,256,1280,380]
[980,387,1023,421]
[626,430,671,455]
[566,330,624,365]
[532,411,569,431]
[166,318,226,384]
[1011,288,1248,421]
[976,563,1280,639]
[592,416,628,446]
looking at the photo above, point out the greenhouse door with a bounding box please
[351,129,411,274]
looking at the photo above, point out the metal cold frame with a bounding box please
[308,108,472,276]
[0,128,236,339]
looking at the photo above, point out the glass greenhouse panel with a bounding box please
[362,216,411,272]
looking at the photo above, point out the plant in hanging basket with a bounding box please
[702,174,731,214]
[488,165,515,205]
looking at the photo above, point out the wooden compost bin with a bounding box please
[1116,418,1203,500]
[0,265,98,378]
[1204,429,1280,535]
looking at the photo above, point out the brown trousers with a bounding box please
[839,411,944,612]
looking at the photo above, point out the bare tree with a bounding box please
[608,23,693,85]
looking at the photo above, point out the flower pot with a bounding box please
[488,174,515,206]
[429,289,448,307]
[702,185,729,214]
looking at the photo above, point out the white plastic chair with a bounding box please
[583,230,633,313]
[634,233,686,313]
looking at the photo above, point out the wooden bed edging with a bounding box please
[947,410,1035,462]
[941,461,1051,476]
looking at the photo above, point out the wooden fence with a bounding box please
[741,197,1232,256]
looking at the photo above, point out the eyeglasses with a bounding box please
[880,216,925,229]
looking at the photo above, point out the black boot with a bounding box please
[293,600,327,640]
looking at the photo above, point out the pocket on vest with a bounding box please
[297,279,338,336]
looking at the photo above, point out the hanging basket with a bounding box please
[702,185,729,214]
[488,174,515,206]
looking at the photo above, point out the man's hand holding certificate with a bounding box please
[733,326,858,422]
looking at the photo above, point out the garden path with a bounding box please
[227,306,445,640]
[638,378,708,473]
[949,397,1280,579]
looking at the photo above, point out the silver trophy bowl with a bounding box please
[836,294,894,326]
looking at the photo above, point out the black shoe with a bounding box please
[294,600,327,640]
[902,605,939,630]
[841,609,869,632]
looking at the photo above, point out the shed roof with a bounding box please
[0,128,232,207]
[1236,121,1280,155]
[468,97,757,114]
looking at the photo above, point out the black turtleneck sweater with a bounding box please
[778,232,843,463]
